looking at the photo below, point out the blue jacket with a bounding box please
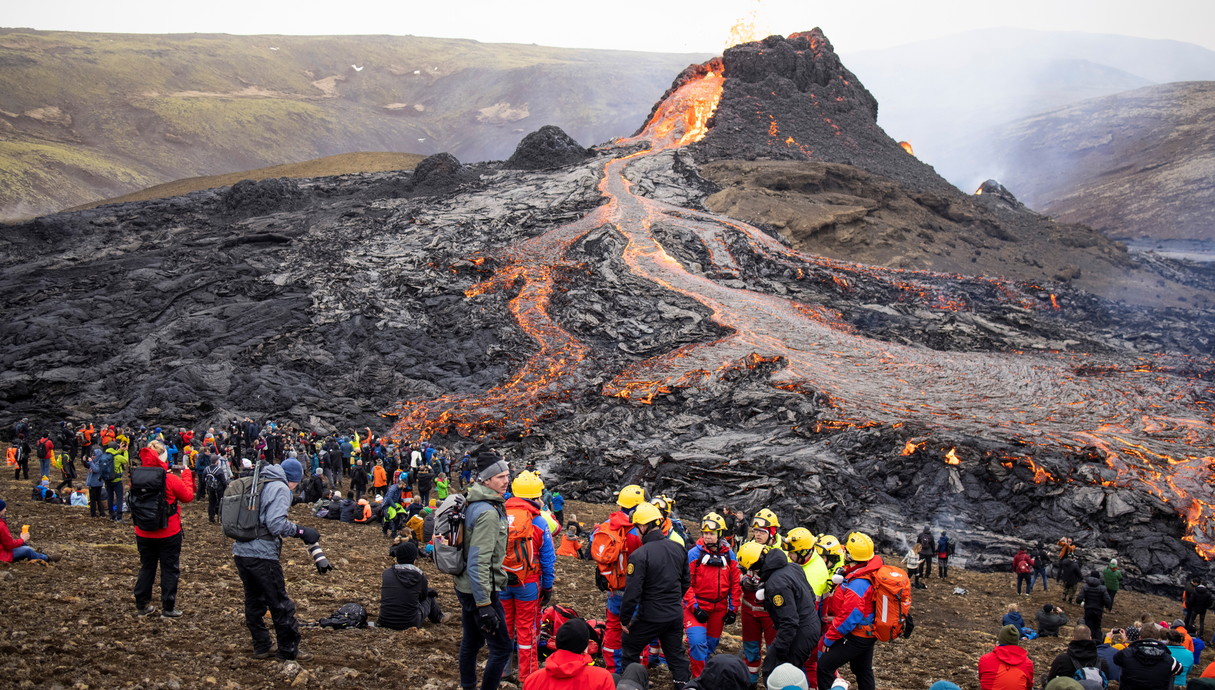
[1002,611,1026,628]
[532,511,557,590]
[85,449,104,488]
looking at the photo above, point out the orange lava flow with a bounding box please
[386,63,1215,557]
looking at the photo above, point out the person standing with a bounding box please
[35,431,54,481]
[737,541,777,685]
[1102,559,1124,613]
[501,470,556,681]
[452,449,512,690]
[1076,572,1112,635]
[1059,555,1083,603]
[936,533,954,578]
[1012,547,1034,596]
[131,440,194,617]
[593,485,645,673]
[758,545,820,686]
[12,433,30,480]
[916,527,935,580]
[617,501,691,689]
[1184,580,1213,638]
[203,454,231,523]
[104,441,129,523]
[684,512,742,677]
[231,458,317,661]
[817,532,884,690]
[84,448,107,518]
[1030,543,1051,593]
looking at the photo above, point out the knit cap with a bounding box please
[766,663,810,690]
[555,618,591,653]
[998,624,1021,645]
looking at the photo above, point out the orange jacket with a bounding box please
[372,465,388,488]
[521,649,615,690]
[555,534,582,558]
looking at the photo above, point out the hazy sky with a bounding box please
[6,0,1215,54]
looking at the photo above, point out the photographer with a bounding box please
[231,457,318,661]
[1036,602,1069,637]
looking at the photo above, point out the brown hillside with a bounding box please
[65,152,425,213]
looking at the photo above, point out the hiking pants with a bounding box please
[1016,572,1032,594]
[622,616,691,684]
[207,488,223,522]
[39,457,50,479]
[107,481,124,520]
[604,590,625,672]
[1030,566,1049,592]
[133,532,183,611]
[234,556,301,659]
[1184,606,1206,637]
[13,455,28,480]
[1083,608,1104,636]
[684,602,728,677]
[88,485,107,517]
[501,582,541,679]
[817,634,876,690]
[937,555,949,578]
[742,605,777,681]
[456,590,511,690]
[1107,590,1117,612]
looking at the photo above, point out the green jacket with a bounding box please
[454,483,507,606]
[1103,565,1123,592]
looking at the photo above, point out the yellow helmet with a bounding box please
[845,531,875,561]
[631,501,664,526]
[752,508,780,530]
[701,512,727,534]
[617,484,647,509]
[510,471,544,499]
[651,494,676,516]
[785,527,818,552]
[737,541,769,571]
[817,534,844,557]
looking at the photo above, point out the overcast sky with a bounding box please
[6,0,1215,54]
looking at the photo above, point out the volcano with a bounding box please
[2,30,1213,589]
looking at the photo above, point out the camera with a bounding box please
[306,542,333,574]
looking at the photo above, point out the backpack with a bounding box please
[1070,655,1108,690]
[220,462,281,542]
[432,493,468,575]
[591,521,630,591]
[1015,557,1032,574]
[205,464,226,492]
[99,453,116,483]
[317,602,368,629]
[863,563,913,641]
[538,605,605,661]
[503,504,540,586]
[37,438,51,459]
[129,466,177,531]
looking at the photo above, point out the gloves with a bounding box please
[595,571,609,592]
[477,606,500,636]
[693,607,710,624]
[540,587,553,607]
[723,610,737,626]
[297,526,321,544]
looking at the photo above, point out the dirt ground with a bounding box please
[0,476,1201,689]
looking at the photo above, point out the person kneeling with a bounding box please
[523,618,617,689]
[377,542,447,630]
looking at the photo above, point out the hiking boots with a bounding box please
[45,553,62,563]
[277,650,313,662]
[252,647,277,660]
[161,609,183,618]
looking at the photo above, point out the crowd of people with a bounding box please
[6,415,1215,689]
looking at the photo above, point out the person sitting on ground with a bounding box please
[70,485,89,507]
[1038,603,1069,637]
[339,491,356,523]
[1165,628,1196,682]
[1043,679,1085,690]
[354,497,372,523]
[522,618,616,690]
[685,654,750,690]
[1046,624,1109,685]
[0,499,61,563]
[762,662,810,690]
[1003,603,1026,629]
[978,624,1034,690]
[1114,623,1184,688]
[322,491,342,520]
[377,541,447,630]
[555,520,586,559]
[31,477,60,503]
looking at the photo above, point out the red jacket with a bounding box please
[821,556,884,644]
[1012,551,1033,574]
[0,518,27,563]
[977,645,1034,690]
[684,538,742,612]
[132,447,195,539]
[521,649,615,690]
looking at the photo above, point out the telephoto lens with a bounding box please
[306,543,333,573]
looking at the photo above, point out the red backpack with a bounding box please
[503,504,539,586]
[539,605,605,661]
[864,564,913,641]
[591,521,630,591]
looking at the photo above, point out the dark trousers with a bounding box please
[234,556,301,659]
[419,591,444,626]
[622,617,691,684]
[14,457,28,480]
[456,590,512,690]
[107,481,124,520]
[1107,589,1117,612]
[207,488,223,522]
[818,634,876,690]
[1083,608,1104,634]
[1016,573,1032,594]
[133,532,183,610]
[938,556,949,578]
[762,631,816,680]
[88,485,107,517]
[1185,606,1207,637]
[919,559,931,579]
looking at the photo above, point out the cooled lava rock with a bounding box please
[505,125,592,170]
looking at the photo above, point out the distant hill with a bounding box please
[955,81,1215,244]
[65,151,425,212]
[0,29,707,220]
[844,28,1215,192]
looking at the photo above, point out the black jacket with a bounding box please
[303,476,325,503]
[916,530,935,553]
[377,564,431,630]
[1189,585,1214,611]
[619,528,690,626]
[759,548,821,663]
[686,653,750,690]
[339,498,356,522]
[1059,558,1083,586]
[1113,639,1183,690]
[1047,639,1109,682]
[1036,608,1069,636]
[1076,577,1111,612]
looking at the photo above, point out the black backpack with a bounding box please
[129,466,178,530]
[318,603,368,629]
[205,463,226,491]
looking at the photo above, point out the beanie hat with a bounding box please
[929,683,963,690]
[314,467,323,476]
[765,663,810,690]
[998,624,1021,645]
[280,458,304,483]
[1109,558,1117,567]
[555,618,591,653]
[476,450,508,482]
[394,541,418,564]
[1044,678,1085,690]
[0,498,6,512]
